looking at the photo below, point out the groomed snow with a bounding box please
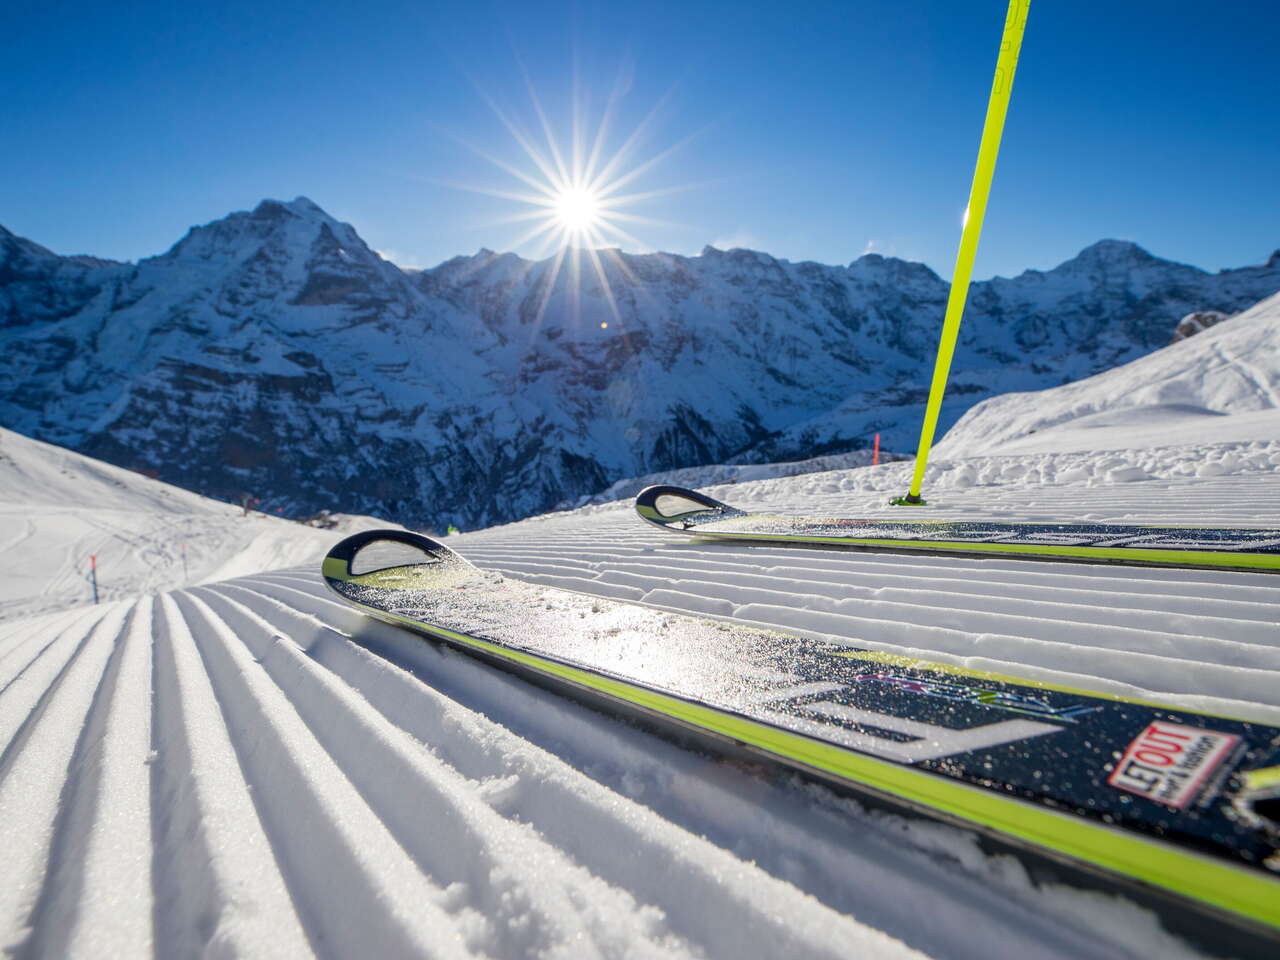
[2,438,1278,958]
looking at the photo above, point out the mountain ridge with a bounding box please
[2,196,1277,528]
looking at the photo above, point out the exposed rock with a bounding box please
[1172,310,1229,342]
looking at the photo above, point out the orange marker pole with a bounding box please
[873,433,881,466]
[90,554,99,605]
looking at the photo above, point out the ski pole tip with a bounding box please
[891,494,928,507]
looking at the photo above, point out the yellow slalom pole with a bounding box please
[894,0,1030,506]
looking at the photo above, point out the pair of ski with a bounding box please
[322,486,1280,951]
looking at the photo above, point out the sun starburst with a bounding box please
[448,66,699,330]
[552,186,601,236]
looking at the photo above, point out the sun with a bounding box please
[450,66,700,329]
[553,186,601,234]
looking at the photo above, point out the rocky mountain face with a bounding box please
[1172,310,1230,342]
[2,198,1277,529]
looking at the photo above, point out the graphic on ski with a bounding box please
[322,529,1280,947]
[635,484,1280,573]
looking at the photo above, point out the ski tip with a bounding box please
[321,528,469,592]
[634,485,741,530]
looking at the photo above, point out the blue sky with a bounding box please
[2,0,1276,279]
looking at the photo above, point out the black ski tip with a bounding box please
[635,484,741,531]
[321,528,471,596]
[324,528,451,572]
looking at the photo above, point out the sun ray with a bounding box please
[594,244,643,290]
[583,243,624,327]
[584,84,678,195]
[436,130,559,201]
[601,210,688,230]
[593,129,707,200]
[600,179,725,207]
[474,88,564,192]
[591,219,652,254]
[506,216,564,253]
[432,180,551,207]
[584,61,633,189]
[470,208,566,230]
[529,244,570,335]
[516,57,572,191]
[443,65,710,340]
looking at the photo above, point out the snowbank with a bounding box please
[935,291,1280,458]
[0,427,349,620]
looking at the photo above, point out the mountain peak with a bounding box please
[699,245,776,268]
[847,252,943,286]
[250,196,333,222]
[0,224,62,262]
[288,195,326,215]
[1073,239,1156,263]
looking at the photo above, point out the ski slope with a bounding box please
[0,427,394,622]
[936,291,1280,458]
[2,442,1278,958]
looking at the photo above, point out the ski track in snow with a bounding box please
[1,466,1278,958]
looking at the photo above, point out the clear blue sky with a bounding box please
[2,0,1276,279]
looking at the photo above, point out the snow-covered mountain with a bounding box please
[2,198,1277,528]
[935,291,1280,458]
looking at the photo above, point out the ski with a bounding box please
[635,485,1280,573]
[322,529,1280,951]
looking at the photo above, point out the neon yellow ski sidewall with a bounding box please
[672,527,1280,572]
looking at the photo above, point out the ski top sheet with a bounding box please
[322,530,1280,948]
[634,485,1280,573]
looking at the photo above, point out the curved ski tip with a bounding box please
[634,484,735,528]
[322,528,464,586]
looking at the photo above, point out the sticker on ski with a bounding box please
[1108,721,1241,809]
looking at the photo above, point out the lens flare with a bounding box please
[448,65,702,331]
[553,187,601,234]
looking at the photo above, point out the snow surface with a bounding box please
[2,436,1278,957]
[568,446,910,509]
[937,292,1280,457]
[0,427,392,621]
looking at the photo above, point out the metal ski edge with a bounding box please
[321,562,1279,937]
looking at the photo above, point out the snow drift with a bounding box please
[936,291,1280,458]
[0,427,360,620]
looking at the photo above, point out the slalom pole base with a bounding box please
[890,494,928,507]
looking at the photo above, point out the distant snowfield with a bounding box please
[974,404,1280,456]
[937,291,1280,458]
[0,427,392,621]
